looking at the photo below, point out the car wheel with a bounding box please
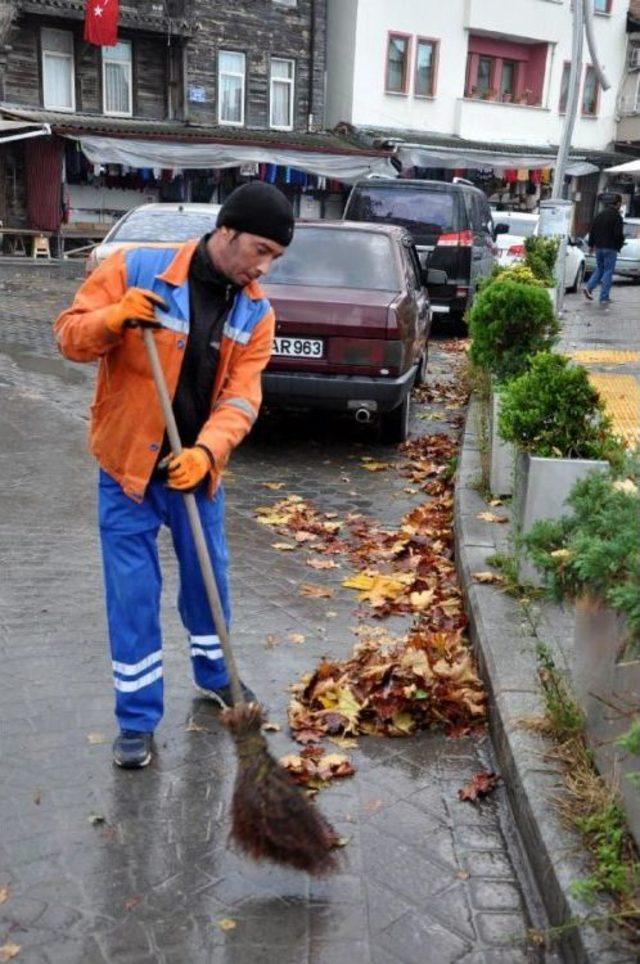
[380,393,410,444]
[415,347,429,386]
[568,263,584,293]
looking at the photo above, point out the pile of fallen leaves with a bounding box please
[287,623,485,747]
[255,494,346,555]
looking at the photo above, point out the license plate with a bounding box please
[273,336,324,359]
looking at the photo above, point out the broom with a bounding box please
[141,326,338,875]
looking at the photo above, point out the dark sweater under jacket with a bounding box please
[157,235,237,466]
[588,207,625,252]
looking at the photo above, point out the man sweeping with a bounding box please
[54,182,294,769]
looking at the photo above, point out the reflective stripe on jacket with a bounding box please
[53,239,275,501]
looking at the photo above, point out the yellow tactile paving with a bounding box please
[569,349,640,366]
[588,373,640,446]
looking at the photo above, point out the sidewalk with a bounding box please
[454,279,640,962]
[0,273,549,963]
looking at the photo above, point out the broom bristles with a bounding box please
[223,703,339,876]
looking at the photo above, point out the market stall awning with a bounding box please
[604,158,640,176]
[0,118,50,145]
[392,143,598,174]
[73,134,396,183]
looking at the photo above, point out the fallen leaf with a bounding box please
[409,588,435,611]
[488,498,503,507]
[265,634,280,649]
[0,941,21,962]
[477,511,508,524]
[271,542,296,551]
[185,721,208,733]
[299,583,334,599]
[0,886,9,905]
[86,732,108,745]
[361,461,391,472]
[262,722,281,732]
[289,633,306,644]
[260,481,286,490]
[328,735,358,749]
[33,790,42,805]
[550,548,571,560]
[124,895,141,912]
[88,813,106,826]
[295,531,318,543]
[458,771,501,802]
[472,571,505,585]
[325,611,338,618]
[456,870,470,880]
[217,918,237,932]
[306,558,340,570]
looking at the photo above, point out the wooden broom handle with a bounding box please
[142,327,245,708]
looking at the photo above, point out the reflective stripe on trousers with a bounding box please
[98,470,231,732]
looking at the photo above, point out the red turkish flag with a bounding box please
[84,0,119,47]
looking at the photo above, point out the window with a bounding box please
[102,41,132,116]
[594,0,611,13]
[477,56,493,95]
[559,61,571,112]
[270,58,295,129]
[500,60,517,100]
[582,65,599,115]
[41,28,75,111]
[414,39,438,97]
[273,0,297,5]
[385,33,410,93]
[218,50,245,125]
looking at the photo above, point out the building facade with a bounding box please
[0,0,393,236]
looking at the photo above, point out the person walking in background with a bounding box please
[583,194,625,306]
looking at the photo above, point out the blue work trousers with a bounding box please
[586,247,618,304]
[98,470,230,732]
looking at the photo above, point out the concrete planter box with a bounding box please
[573,596,640,848]
[514,452,608,586]
[489,391,516,497]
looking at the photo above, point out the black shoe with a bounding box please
[195,680,257,709]
[113,730,153,769]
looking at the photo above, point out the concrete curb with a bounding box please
[454,395,636,963]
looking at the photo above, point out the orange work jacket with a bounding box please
[54,240,275,501]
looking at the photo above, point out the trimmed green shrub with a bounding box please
[468,279,558,380]
[524,235,560,285]
[498,352,625,463]
[479,262,546,291]
[523,463,640,647]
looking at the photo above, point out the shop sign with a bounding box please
[188,86,206,103]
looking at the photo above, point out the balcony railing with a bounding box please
[18,1,196,36]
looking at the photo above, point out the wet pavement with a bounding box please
[0,269,552,963]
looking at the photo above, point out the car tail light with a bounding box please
[456,286,469,299]
[437,229,474,248]
[507,243,525,256]
[329,338,403,372]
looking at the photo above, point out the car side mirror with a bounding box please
[493,223,509,237]
[422,267,448,286]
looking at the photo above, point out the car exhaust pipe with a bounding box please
[354,408,372,424]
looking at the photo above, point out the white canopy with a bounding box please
[396,143,598,175]
[74,134,397,183]
[0,118,50,145]
[604,158,640,176]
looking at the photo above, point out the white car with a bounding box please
[85,202,222,275]
[582,217,640,281]
[492,211,585,291]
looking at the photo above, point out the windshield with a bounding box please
[110,208,221,242]
[265,227,399,290]
[346,187,457,237]
[503,218,537,237]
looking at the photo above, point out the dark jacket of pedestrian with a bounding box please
[588,206,624,252]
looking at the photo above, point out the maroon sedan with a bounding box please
[261,221,444,442]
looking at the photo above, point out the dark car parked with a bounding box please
[261,221,445,442]
[343,178,502,325]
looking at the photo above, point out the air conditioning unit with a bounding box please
[628,47,640,70]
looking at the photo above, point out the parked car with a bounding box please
[580,217,640,282]
[343,178,500,325]
[491,210,585,291]
[261,221,445,442]
[85,202,221,274]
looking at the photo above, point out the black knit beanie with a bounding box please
[216,181,295,247]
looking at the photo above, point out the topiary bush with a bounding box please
[468,279,559,380]
[498,352,625,463]
[523,462,640,647]
[524,235,560,286]
[479,262,546,291]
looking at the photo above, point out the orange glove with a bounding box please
[105,287,167,336]
[167,446,212,490]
